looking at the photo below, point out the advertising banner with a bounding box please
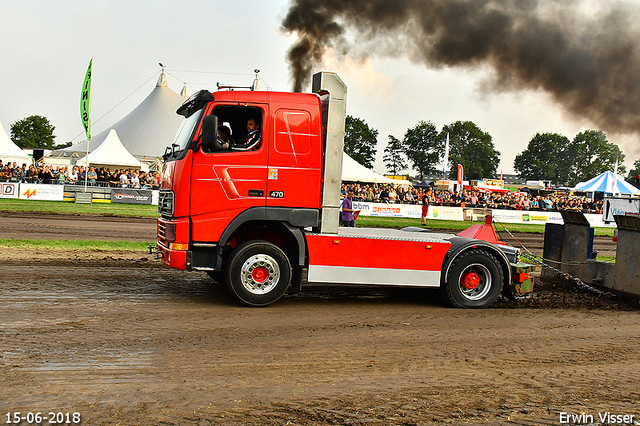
[110,188,153,205]
[489,210,611,227]
[603,197,640,223]
[18,184,64,201]
[490,209,564,225]
[427,206,465,221]
[584,213,610,227]
[351,201,421,218]
[81,58,93,141]
[442,133,449,177]
[0,183,19,199]
[344,200,615,227]
[463,208,492,222]
[481,178,504,190]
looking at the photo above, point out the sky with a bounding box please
[1,0,639,176]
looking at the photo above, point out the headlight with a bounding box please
[166,223,176,242]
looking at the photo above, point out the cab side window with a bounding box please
[202,106,263,153]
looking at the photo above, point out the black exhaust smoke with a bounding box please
[282,0,640,139]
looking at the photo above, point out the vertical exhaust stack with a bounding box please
[312,71,347,234]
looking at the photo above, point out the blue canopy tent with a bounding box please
[574,171,639,196]
[413,179,434,188]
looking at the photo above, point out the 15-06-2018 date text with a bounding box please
[5,412,81,425]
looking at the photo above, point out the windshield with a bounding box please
[164,108,203,159]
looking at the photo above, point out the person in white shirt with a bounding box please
[130,171,140,189]
[119,171,129,187]
[68,167,79,184]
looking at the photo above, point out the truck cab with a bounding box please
[157,87,328,265]
[157,72,524,308]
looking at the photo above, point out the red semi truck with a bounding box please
[155,72,527,308]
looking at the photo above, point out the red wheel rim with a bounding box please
[461,271,481,290]
[251,265,270,283]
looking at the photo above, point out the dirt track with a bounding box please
[1,214,639,425]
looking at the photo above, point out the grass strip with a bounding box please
[0,238,152,252]
[0,199,159,217]
[520,252,616,265]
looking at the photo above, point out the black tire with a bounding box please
[224,240,291,306]
[441,249,504,308]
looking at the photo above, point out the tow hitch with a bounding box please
[148,245,163,260]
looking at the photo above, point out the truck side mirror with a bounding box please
[200,115,221,151]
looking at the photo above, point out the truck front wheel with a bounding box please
[224,240,292,306]
[442,249,504,308]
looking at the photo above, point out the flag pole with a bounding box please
[613,156,619,196]
[442,132,450,180]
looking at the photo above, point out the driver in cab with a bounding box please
[230,117,261,151]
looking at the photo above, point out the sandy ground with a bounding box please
[0,215,638,425]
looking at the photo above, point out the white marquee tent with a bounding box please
[65,71,187,158]
[0,119,31,164]
[342,153,410,185]
[76,129,146,171]
[574,170,639,196]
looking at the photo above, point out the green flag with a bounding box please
[81,58,93,140]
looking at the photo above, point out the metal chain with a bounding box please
[521,252,615,297]
[491,218,615,298]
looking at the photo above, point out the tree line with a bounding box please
[344,115,640,187]
[514,131,629,186]
[7,115,71,150]
[346,116,500,181]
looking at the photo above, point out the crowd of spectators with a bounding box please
[0,160,160,189]
[0,158,605,212]
[341,182,603,214]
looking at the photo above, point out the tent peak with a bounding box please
[76,128,143,169]
[156,71,168,88]
[574,170,639,195]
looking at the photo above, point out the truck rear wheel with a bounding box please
[224,240,291,306]
[442,249,503,308]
